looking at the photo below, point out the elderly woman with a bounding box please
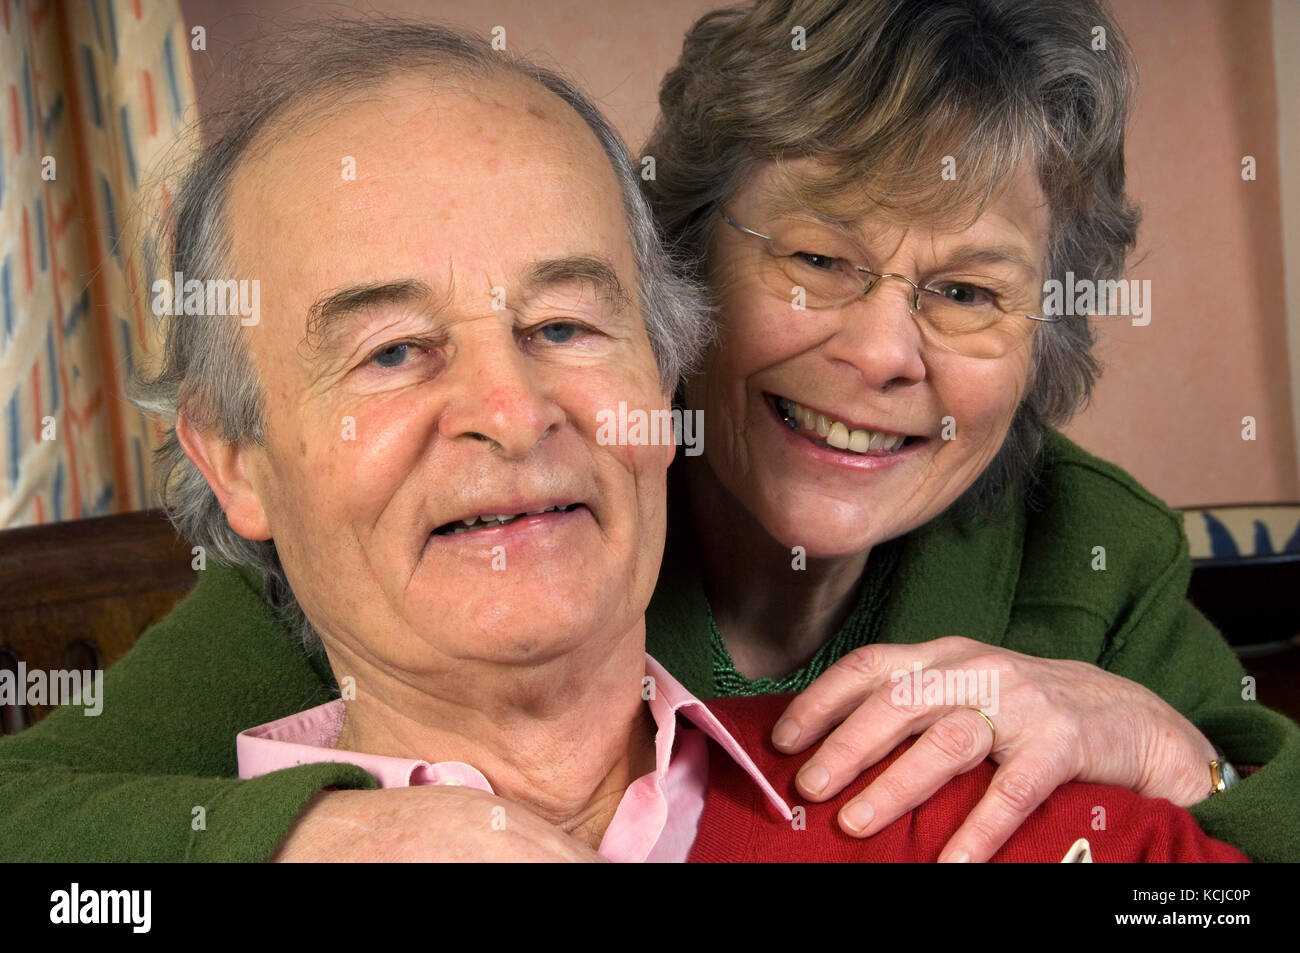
[638,0,1299,862]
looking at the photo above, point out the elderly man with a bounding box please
[0,21,1244,863]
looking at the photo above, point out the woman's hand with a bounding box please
[772,636,1218,862]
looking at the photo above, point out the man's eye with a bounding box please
[793,252,840,271]
[534,322,583,344]
[371,343,413,367]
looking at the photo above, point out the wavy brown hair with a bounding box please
[643,0,1142,517]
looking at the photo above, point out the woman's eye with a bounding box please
[931,282,996,307]
[793,252,839,271]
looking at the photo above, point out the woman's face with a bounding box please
[687,158,1051,558]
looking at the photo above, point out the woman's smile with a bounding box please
[764,392,930,472]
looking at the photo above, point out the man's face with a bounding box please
[221,73,672,678]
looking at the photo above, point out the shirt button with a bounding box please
[437,778,464,786]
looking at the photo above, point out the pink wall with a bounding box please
[1061,0,1296,506]
[181,0,1298,507]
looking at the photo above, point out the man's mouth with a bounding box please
[768,393,923,456]
[432,503,584,536]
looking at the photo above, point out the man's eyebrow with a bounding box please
[301,258,628,359]
[522,255,630,309]
[302,279,440,354]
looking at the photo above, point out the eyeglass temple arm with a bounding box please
[716,205,774,242]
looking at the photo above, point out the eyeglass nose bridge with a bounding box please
[858,268,925,313]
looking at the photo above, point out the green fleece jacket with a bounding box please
[1,430,1296,861]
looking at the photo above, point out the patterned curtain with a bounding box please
[0,0,195,527]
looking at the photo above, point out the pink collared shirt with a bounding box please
[237,655,791,862]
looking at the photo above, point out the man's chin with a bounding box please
[402,583,639,651]
[427,613,637,668]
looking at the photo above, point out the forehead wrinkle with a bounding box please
[757,153,1052,251]
[757,188,861,233]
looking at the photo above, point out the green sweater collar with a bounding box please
[228,561,337,692]
[645,463,1027,698]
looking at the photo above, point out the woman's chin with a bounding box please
[754,506,897,562]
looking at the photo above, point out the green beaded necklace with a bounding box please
[707,540,902,697]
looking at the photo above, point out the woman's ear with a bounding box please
[175,413,273,541]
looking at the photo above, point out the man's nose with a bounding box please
[437,331,564,457]
[821,278,928,389]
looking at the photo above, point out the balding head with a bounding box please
[131,20,708,644]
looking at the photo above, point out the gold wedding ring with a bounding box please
[967,707,997,751]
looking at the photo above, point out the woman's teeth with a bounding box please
[775,397,908,454]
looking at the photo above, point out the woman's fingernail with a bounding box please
[798,763,829,796]
[940,850,970,863]
[772,718,801,748]
[840,800,875,834]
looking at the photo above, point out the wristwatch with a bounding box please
[1209,748,1241,795]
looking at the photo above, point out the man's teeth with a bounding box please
[776,397,907,454]
[440,504,575,536]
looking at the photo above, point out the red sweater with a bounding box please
[688,693,1249,862]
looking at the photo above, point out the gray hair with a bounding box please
[130,18,710,649]
[642,0,1142,520]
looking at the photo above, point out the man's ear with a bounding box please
[175,413,273,541]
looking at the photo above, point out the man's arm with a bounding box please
[0,631,378,861]
[0,562,367,860]
[0,754,377,861]
[0,562,598,861]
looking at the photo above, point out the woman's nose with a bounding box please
[821,280,929,388]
